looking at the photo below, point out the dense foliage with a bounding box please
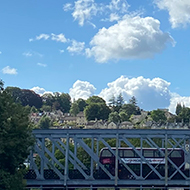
[150,109,167,122]
[4,81,190,126]
[84,96,111,121]
[0,80,34,190]
[5,87,43,108]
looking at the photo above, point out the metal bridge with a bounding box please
[25,129,190,189]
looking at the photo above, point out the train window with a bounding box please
[123,149,134,157]
[119,150,123,157]
[169,150,182,158]
[101,149,112,157]
[144,150,154,157]
[154,150,163,157]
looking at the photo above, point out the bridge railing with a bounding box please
[25,129,190,189]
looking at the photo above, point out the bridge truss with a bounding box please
[25,129,190,189]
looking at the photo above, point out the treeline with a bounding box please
[0,81,34,190]
[4,86,190,126]
[4,87,141,122]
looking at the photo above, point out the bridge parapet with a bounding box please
[25,129,190,189]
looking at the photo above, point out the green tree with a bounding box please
[76,98,87,111]
[119,111,130,122]
[108,111,120,123]
[129,96,137,106]
[70,101,80,116]
[116,93,124,108]
[31,106,38,113]
[38,115,52,129]
[86,96,106,105]
[84,103,111,121]
[54,92,71,113]
[0,80,4,91]
[177,106,190,123]
[5,87,43,109]
[41,93,54,109]
[150,109,167,122]
[41,105,52,112]
[176,103,182,115]
[108,95,116,107]
[120,103,140,117]
[0,81,34,190]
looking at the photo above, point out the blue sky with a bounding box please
[1,0,190,113]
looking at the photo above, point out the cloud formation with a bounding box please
[32,76,190,114]
[23,52,32,57]
[107,0,129,13]
[37,63,47,67]
[63,0,130,26]
[168,93,190,114]
[67,40,85,54]
[86,15,174,63]
[51,33,67,43]
[155,0,190,28]
[31,86,46,95]
[98,76,172,111]
[72,0,98,26]
[69,80,96,100]
[30,33,67,43]
[2,66,17,75]
[23,51,43,58]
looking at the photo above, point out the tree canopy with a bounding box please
[5,87,43,109]
[86,96,106,105]
[150,109,167,122]
[42,92,71,113]
[0,80,34,190]
[84,103,111,121]
[76,98,87,111]
[70,101,80,116]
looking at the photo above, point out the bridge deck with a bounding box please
[25,129,190,189]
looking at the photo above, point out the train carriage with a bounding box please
[99,147,186,179]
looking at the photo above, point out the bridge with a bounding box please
[25,129,190,189]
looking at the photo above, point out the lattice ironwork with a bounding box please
[25,129,190,189]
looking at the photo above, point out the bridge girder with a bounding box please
[25,129,190,189]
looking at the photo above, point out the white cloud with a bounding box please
[36,33,50,40]
[63,3,73,11]
[0,51,2,54]
[23,52,32,57]
[30,33,68,43]
[51,33,67,43]
[69,80,96,100]
[31,76,190,114]
[37,63,47,67]
[168,93,190,114]
[107,0,130,13]
[59,49,64,53]
[64,0,131,26]
[155,0,190,28]
[86,15,174,63]
[72,0,98,26]
[23,51,43,57]
[67,40,85,54]
[98,76,171,111]
[31,86,46,95]
[2,66,17,75]
[29,34,49,42]
[87,21,96,28]
[109,13,120,22]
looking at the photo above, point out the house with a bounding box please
[120,121,134,129]
[85,120,105,129]
[107,122,117,129]
[76,111,87,126]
